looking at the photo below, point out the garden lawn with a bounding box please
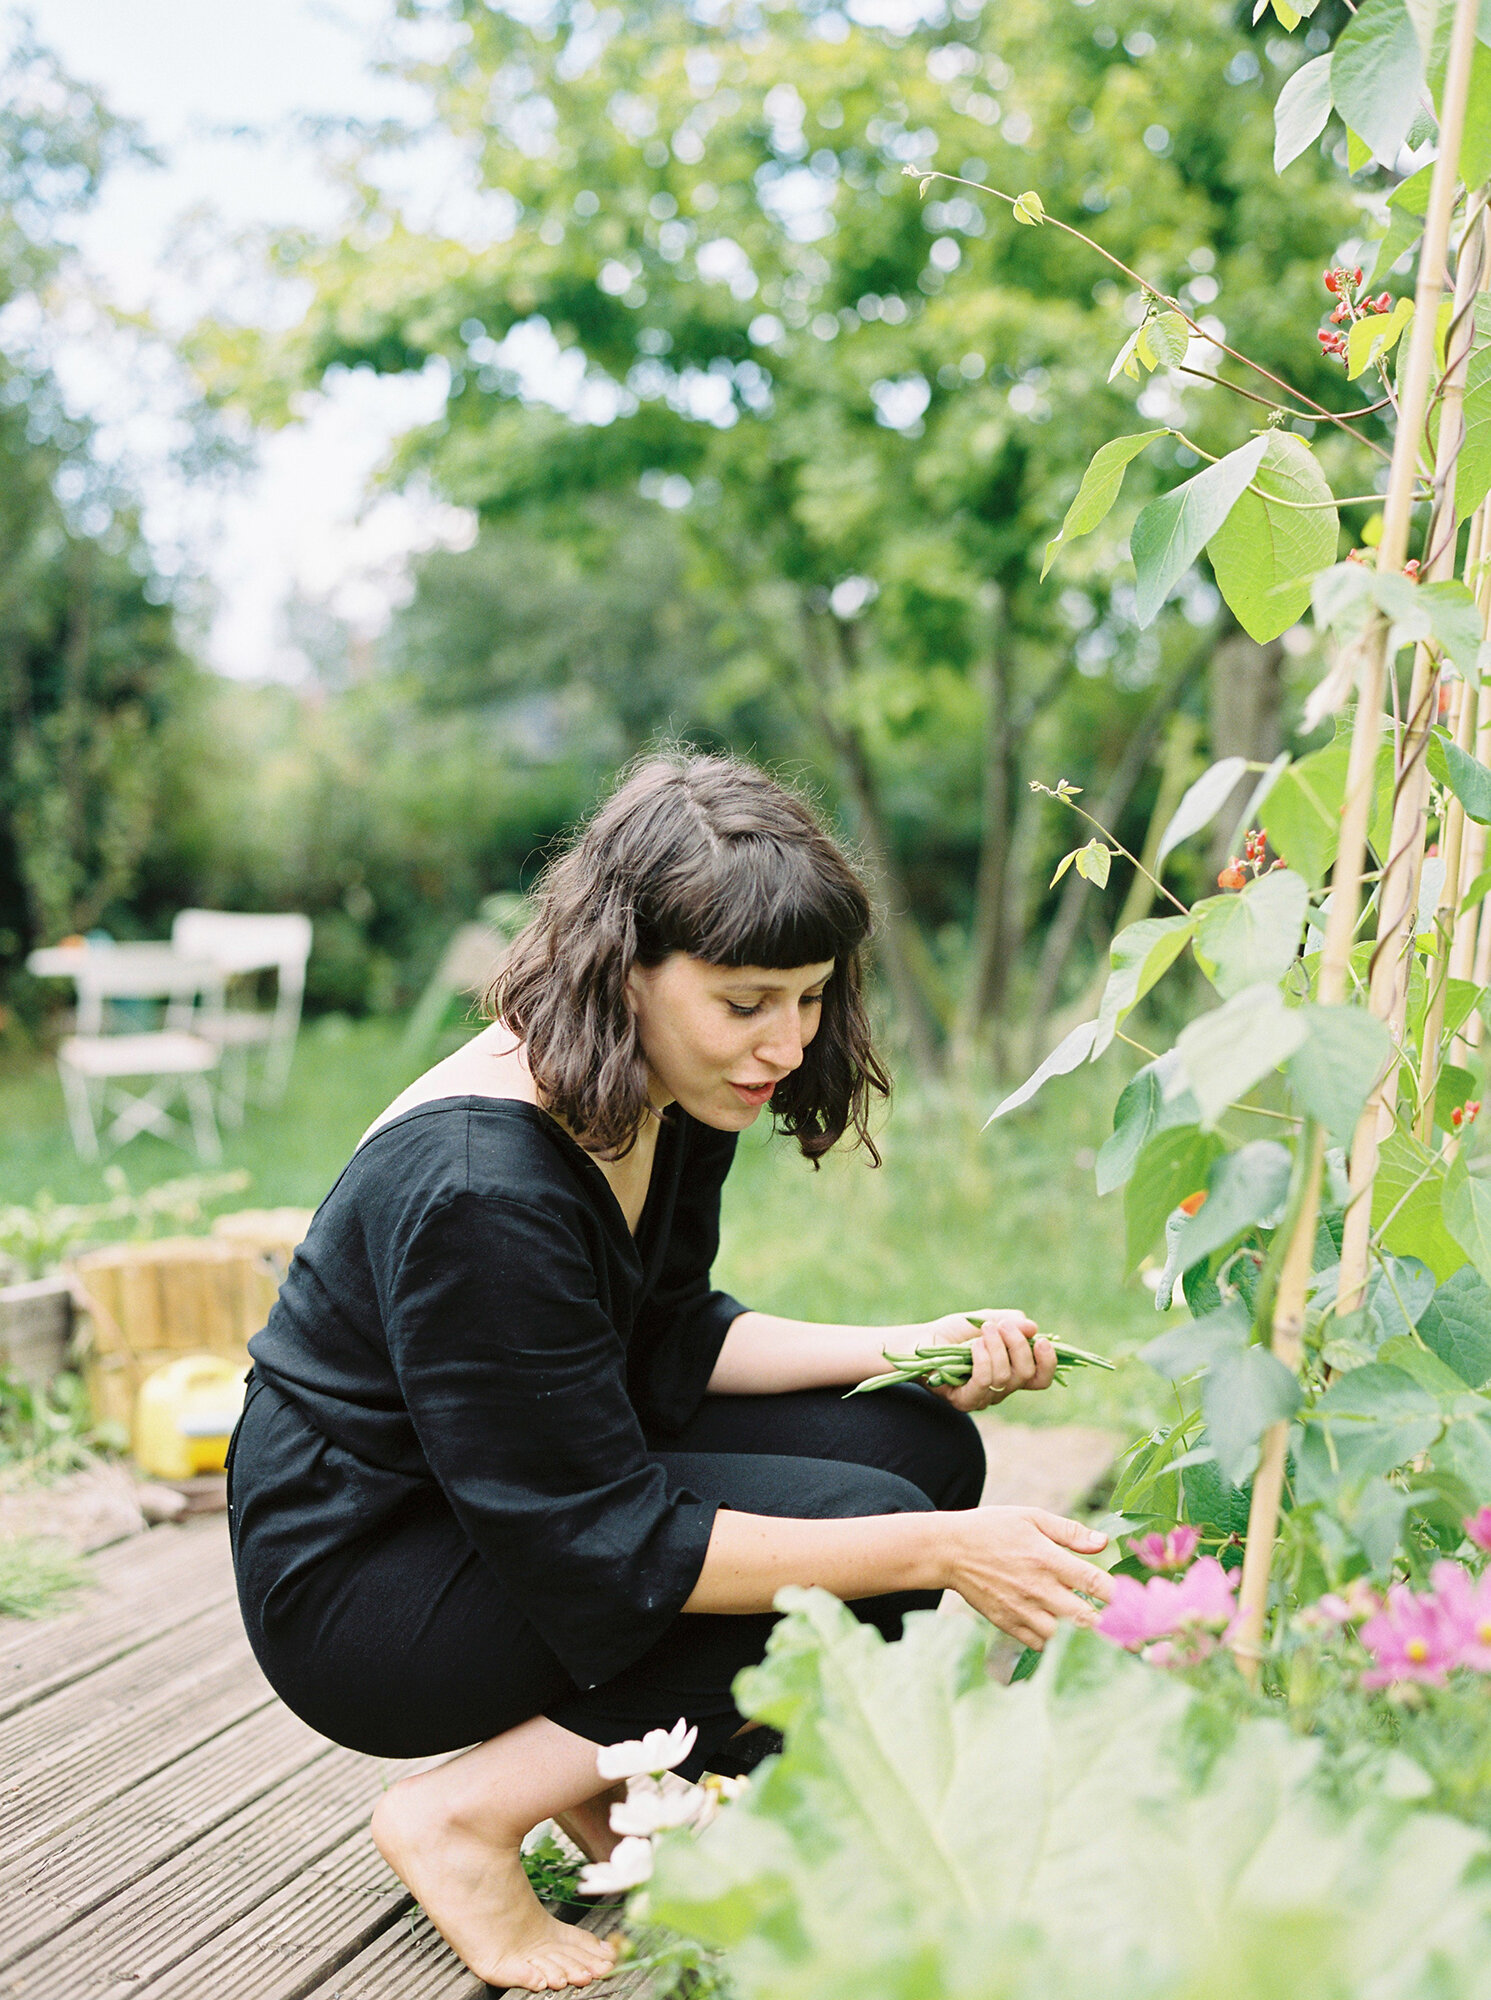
[0,1020,1163,1429]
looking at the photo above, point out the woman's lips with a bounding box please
[729,1079,776,1106]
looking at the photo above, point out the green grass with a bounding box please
[0,1020,1166,1432]
[0,1536,90,1618]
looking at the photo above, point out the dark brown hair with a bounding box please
[489,751,889,1162]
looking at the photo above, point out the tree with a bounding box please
[0,36,187,970]
[210,0,1357,1065]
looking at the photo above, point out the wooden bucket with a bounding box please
[69,1237,282,1434]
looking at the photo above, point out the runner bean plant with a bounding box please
[975,0,1491,1682]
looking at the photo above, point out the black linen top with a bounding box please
[245,1097,746,1689]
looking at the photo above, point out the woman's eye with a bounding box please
[802,991,825,1007]
[727,1001,762,1018]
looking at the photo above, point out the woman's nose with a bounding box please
[755,1008,803,1072]
[756,1010,805,1072]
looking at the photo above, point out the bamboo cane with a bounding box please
[1417,487,1491,1140]
[1229,0,1482,1681]
[1449,678,1491,1067]
[1337,170,1489,1312]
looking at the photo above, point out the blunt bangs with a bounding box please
[644,834,871,972]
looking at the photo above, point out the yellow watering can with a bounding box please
[133,1354,247,1482]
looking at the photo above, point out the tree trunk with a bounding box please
[797,604,945,1074]
[1206,631,1284,873]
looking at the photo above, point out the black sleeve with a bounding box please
[385,1189,719,1688]
[627,1119,747,1436]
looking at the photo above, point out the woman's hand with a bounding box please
[946,1506,1113,1648]
[916,1308,1057,1412]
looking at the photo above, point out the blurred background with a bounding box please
[0,0,1363,1382]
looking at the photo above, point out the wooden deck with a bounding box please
[0,1520,645,2000]
[0,1419,1120,1998]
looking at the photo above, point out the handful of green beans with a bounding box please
[844,1317,1114,1397]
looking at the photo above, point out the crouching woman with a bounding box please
[227,753,1113,1993]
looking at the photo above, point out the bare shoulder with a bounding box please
[359,1025,537,1147]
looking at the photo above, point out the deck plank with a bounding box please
[0,1519,235,1720]
[293,1902,659,2000]
[0,1700,327,1970]
[0,1600,272,1857]
[0,1742,408,2000]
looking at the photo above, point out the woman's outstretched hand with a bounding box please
[947,1506,1113,1649]
[916,1308,1057,1411]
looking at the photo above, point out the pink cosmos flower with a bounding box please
[1096,1557,1238,1657]
[1463,1507,1491,1554]
[1306,1578,1382,1628]
[1095,1574,1160,1650]
[1427,1560,1491,1674]
[1360,1583,1462,1688]
[1131,1526,1202,1572]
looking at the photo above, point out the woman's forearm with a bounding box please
[681,1505,948,1613]
[706,1309,924,1394]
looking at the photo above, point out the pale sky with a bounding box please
[23,0,471,680]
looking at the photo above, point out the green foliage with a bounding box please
[1204,433,1338,645]
[648,1597,1491,2000]
[1130,438,1269,630]
[0,1536,88,1619]
[0,37,186,971]
[0,1368,121,1478]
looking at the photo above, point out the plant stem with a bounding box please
[920,173,1393,459]
[1062,802,1192,915]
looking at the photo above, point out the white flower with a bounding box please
[705,1772,751,1802]
[595,1718,698,1782]
[576,1836,655,1895]
[609,1773,708,1836]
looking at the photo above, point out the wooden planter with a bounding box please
[0,1276,73,1389]
[69,1238,284,1434]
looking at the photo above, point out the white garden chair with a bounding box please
[170,911,313,1123]
[55,943,225,1163]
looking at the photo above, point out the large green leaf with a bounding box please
[1310,1363,1445,1480]
[986,1018,1098,1122]
[1041,429,1171,579]
[1373,1129,1468,1282]
[1192,867,1309,998]
[1418,1264,1491,1387]
[1332,0,1424,164]
[1260,734,1350,888]
[1130,437,1270,629]
[1459,39,1491,189]
[1274,52,1334,170]
[1445,1153,1491,1289]
[651,1597,1491,2000]
[1155,755,1251,870]
[1173,982,1309,1128]
[1441,735,1491,825]
[1175,1139,1293,1269]
[1203,1344,1303,1484]
[1284,1004,1393,1144]
[1095,1051,1201,1197]
[1206,434,1339,644]
[1091,914,1197,1060]
[1139,1298,1250,1380]
[1125,1125,1225,1270]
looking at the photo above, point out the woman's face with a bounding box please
[625,952,835,1130]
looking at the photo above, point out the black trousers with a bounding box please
[229,1376,986,1781]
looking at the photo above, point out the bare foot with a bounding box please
[372,1779,620,1992]
[554,1787,623,1866]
